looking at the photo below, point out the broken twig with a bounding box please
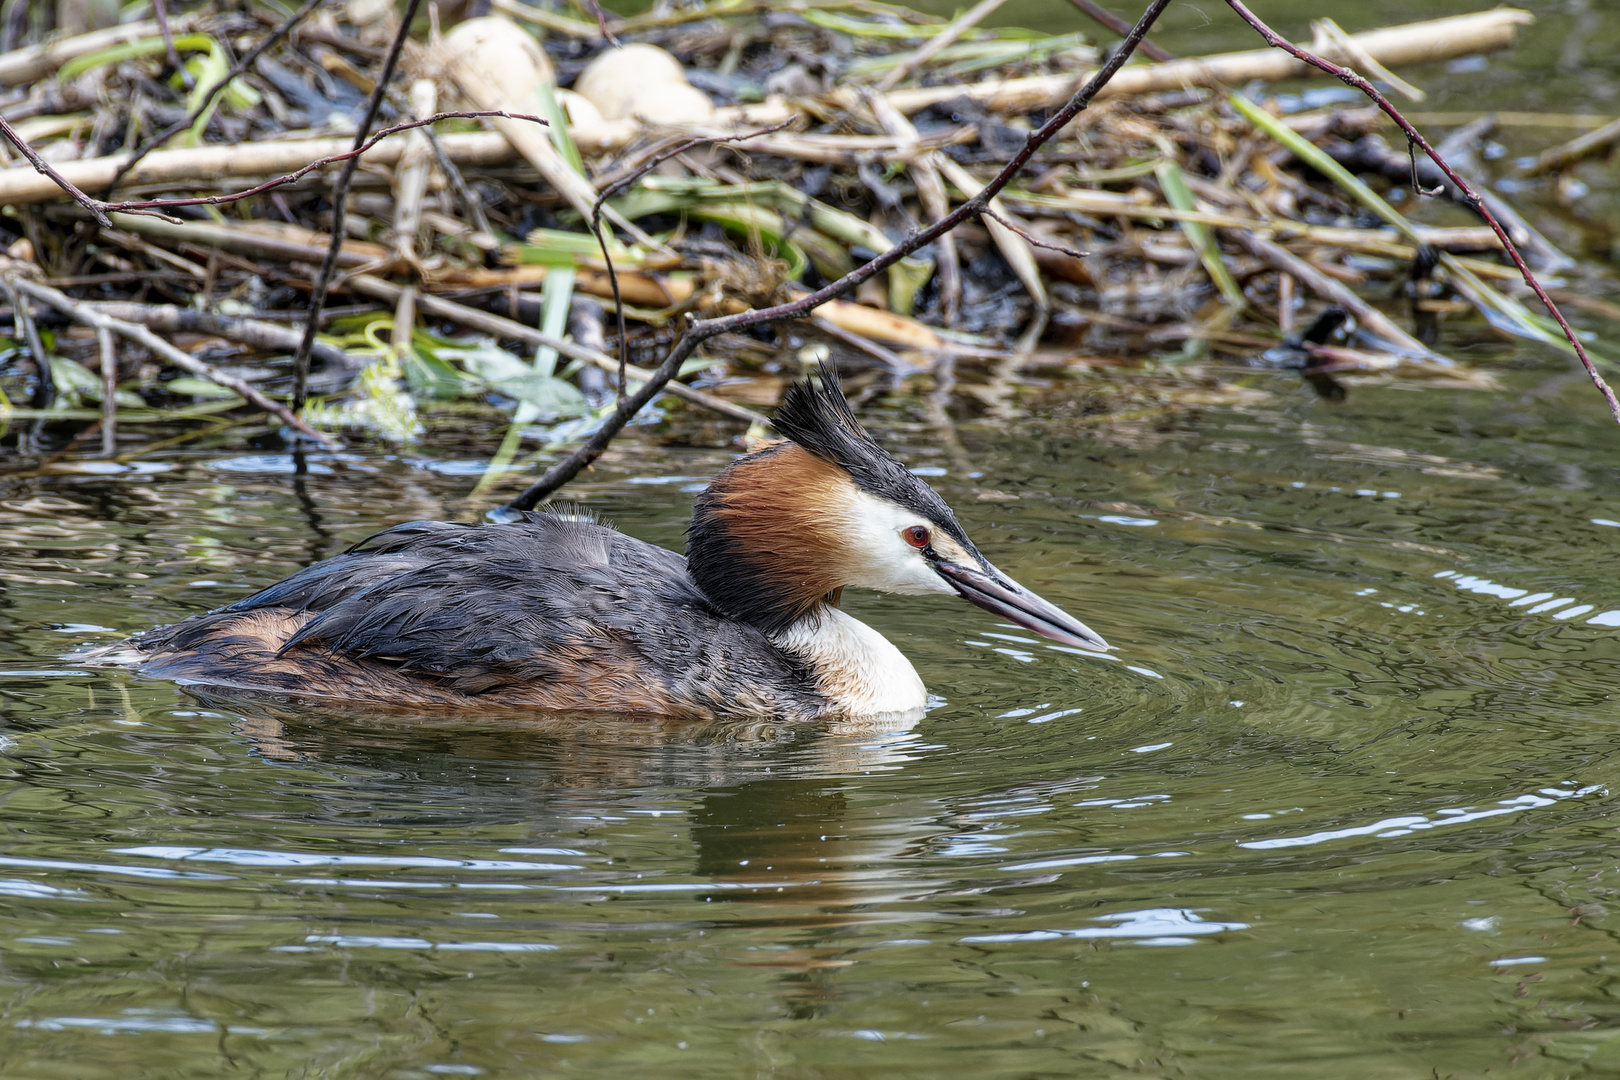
[291,0,427,413]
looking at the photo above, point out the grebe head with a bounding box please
[687,371,1109,651]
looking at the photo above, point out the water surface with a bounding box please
[4,356,1620,1077]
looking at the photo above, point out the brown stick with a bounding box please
[10,278,340,448]
[501,0,1177,513]
[580,0,622,44]
[291,0,427,413]
[1220,0,1619,423]
[150,0,186,86]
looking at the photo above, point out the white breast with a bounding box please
[771,607,926,717]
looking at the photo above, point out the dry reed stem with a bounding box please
[864,91,961,324]
[344,273,766,426]
[1228,230,1432,358]
[0,130,517,207]
[9,277,340,448]
[864,9,1532,114]
[1528,116,1620,176]
[873,0,1011,93]
[0,15,203,85]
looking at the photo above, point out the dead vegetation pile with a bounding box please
[0,0,1603,491]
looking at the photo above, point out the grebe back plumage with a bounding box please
[116,373,1108,721]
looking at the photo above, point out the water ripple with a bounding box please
[961,907,1248,946]
[1238,785,1605,850]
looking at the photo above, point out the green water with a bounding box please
[5,355,1620,1077]
[4,0,1620,1075]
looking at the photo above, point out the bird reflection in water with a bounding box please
[209,692,936,1012]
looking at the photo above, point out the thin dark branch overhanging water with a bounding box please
[498,0,1177,515]
[290,0,427,414]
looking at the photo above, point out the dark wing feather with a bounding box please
[136,513,822,718]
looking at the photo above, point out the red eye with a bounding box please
[903,525,931,548]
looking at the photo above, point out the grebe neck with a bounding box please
[686,442,857,634]
[769,605,926,716]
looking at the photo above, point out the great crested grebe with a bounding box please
[114,373,1108,721]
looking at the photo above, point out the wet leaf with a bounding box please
[49,356,144,409]
[401,349,470,401]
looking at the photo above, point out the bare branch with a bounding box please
[581,0,623,45]
[1060,0,1175,61]
[151,0,186,86]
[587,119,796,394]
[105,0,324,195]
[291,0,412,412]
[0,114,113,226]
[1221,0,1620,425]
[983,207,1089,258]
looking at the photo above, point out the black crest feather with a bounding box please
[771,368,979,555]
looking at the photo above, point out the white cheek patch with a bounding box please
[837,489,956,596]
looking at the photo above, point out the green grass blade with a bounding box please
[1230,91,1605,360]
[1155,160,1245,308]
[58,33,213,81]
